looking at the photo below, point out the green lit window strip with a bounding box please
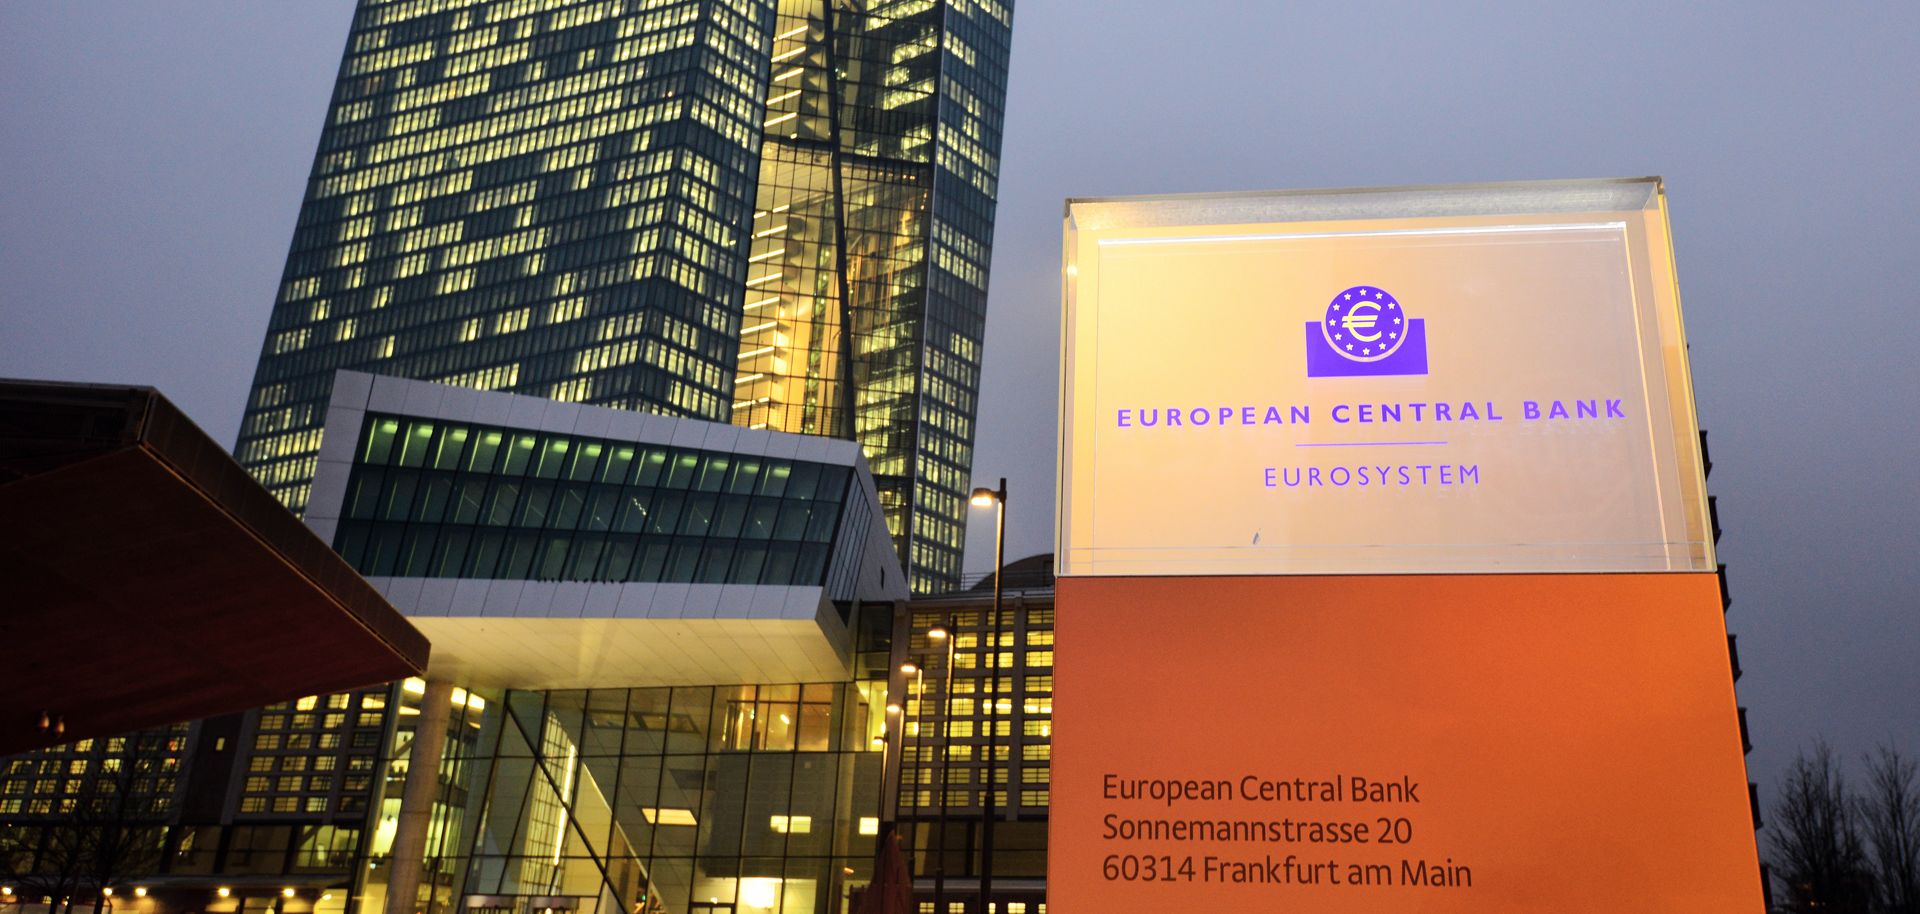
[333,415,851,586]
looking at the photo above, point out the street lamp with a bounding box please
[899,661,924,796]
[879,699,901,802]
[926,623,956,914]
[968,478,1008,914]
[896,660,925,853]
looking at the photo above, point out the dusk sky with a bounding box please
[2,2,1915,804]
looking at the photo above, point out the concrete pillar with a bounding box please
[383,679,455,914]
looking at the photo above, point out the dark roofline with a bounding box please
[1,379,432,671]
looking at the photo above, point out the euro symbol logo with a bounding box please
[1305,285,1429,377]
[1342,301,1386,343]
[1321,286,1407,363]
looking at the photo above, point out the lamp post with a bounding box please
[899,661,924,818]
[926,623,956,914]
[968,478,1007,914]
[878,691,900,763]
[894,658,925,899]
[881,699,902,813]
[872,724,892,817]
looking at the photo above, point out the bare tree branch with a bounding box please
[1862,743,1920,914]
[1770,739,1876,913]
[1,729,180,914]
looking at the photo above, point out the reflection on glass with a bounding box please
[334,416,853,588]
[445,682,884,914]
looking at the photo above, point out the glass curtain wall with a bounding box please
[237,0,780,514]
[732,0,1012,594]
[896,595,1052,894]
[331,415,854,587]
[358,680,494,914]
[388,684,888,914]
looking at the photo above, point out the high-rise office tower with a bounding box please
[237,0,1012,594]
[2,5,1015,912]
[730,0,1009,593]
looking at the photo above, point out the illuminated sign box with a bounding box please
[1058,178,1714,575]
[1051,180,1761,911]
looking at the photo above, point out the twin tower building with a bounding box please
[12,4,1018,914]
[242,0,1009,596]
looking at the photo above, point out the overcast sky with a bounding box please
[2,2,1915,802]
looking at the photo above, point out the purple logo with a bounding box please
[1305,285,1428,377]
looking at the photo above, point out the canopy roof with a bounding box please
[0,380,429,755]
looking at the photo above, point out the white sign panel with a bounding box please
[1058,179,1713,575]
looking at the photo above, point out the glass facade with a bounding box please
[0,0,1018,906]
[892,591,1052,903]
[240,691,392,818]
[332,414,853,586]
[0,592,1059,914]
[365,682,890,914]
[0,727,188,818]
[235,0,1015,595]
[238,0,782,515]
[730,0,1013,594]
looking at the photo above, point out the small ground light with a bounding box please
[134,888,148,898]
[217,888,231,898]
[282,888,296,898]
[101,889,114,898]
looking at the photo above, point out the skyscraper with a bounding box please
[731,0,1010,593]
[236,0,1012,594]
[4,6,1017,912]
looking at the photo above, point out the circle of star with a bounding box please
[1321,285,1407,363]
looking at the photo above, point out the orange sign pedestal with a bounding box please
[1051,573,1764,912]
